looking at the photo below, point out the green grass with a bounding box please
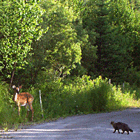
[0,75,140,130]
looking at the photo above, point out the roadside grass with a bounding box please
[0,76,140,130]
[36,75,140,119]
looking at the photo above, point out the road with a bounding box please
[1,108,140,140]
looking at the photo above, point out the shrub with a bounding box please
[1,75,140,128]
[0,81,18,127]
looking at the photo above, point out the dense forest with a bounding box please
[0,0,140,129]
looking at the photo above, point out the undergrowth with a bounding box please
[0,75,140,130]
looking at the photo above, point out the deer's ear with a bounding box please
[12,85,16,89]
[19,85,22,89]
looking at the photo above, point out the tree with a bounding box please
[67,0,98,77]
[12,0,96,85]
[0,0,45,85]
[109,0,139,82]
[83,0,116,78]
[82,0,139,82]
[31,0,82,78]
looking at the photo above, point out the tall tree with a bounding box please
[109,0,139,82]
[83,0,116,78]
[83,0,138,82]
[0,0,45,85]
[29,0,83,79]
[63,0,98,77]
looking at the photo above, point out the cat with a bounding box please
[111,121,133,135]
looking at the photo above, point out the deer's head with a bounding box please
[12,85,22,101]
[12,85,22,94]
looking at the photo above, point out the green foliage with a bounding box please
[82,0,140,82]
[0,81,17,126]
[38,0,82,76]
[0,0,140,85]
[89,76,110,111]
[123,68,140,86]
[5,0,139,87]
[0,0,45,79]
[1,75,140,128]
[32,75,140,119]
[26,0,97,81]
[0,81,35,128]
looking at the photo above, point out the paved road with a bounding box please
[1,108,140,140]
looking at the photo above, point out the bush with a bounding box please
[89,76,110,111]
[34,75,140,120]
[0,81,19,127]
[0,75,140,128]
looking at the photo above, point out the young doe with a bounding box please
[12,85,34,121]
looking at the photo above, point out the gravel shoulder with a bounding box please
[1,108,140,140]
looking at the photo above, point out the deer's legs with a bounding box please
[30,104,34,121]
[18,105,21,116]
[31,108,34,121]
[25,104,30,119]
[28,103,34,121]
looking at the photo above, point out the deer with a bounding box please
[12,85,34,121]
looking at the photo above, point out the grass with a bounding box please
[0,75,140,131]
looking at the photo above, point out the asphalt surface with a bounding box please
[1,108,140,140]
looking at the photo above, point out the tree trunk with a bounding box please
[10,62,17,87]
